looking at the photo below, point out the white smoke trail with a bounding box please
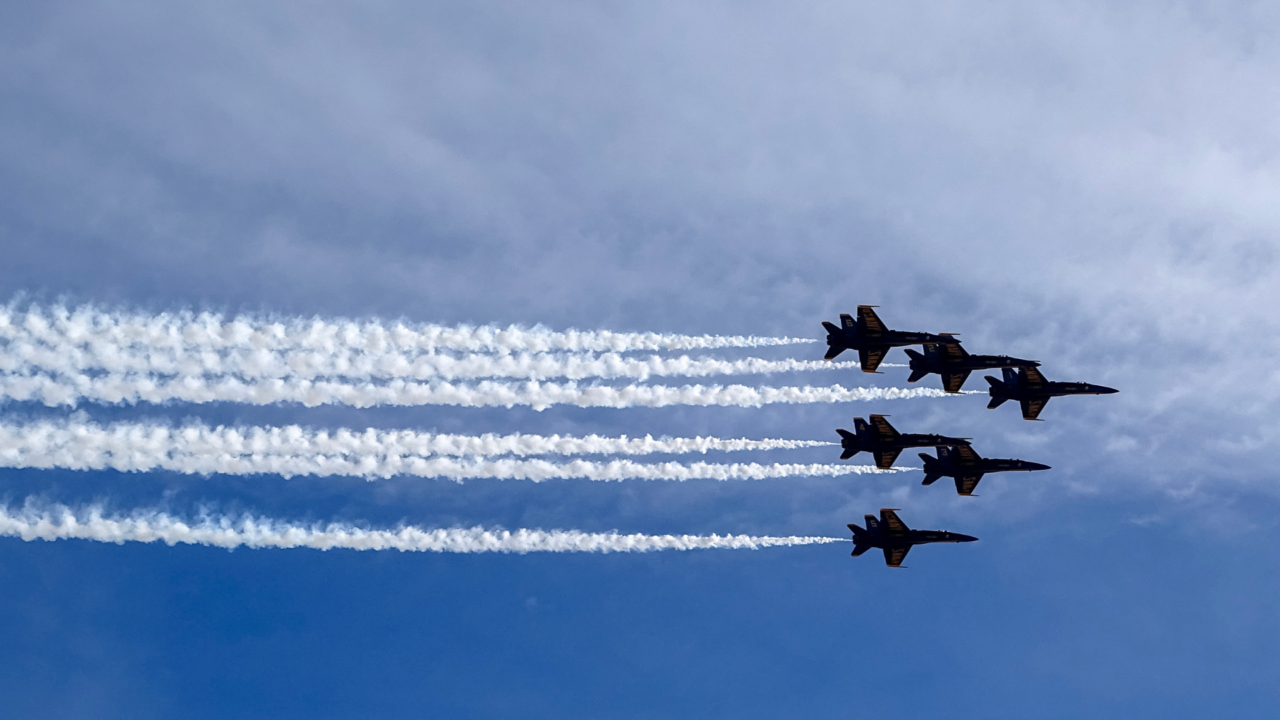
[0,417,892,480]
[0,502,844,553]
[0,416,832,459]
[1,336,860,382]
[0,373,971,409]
[0,305,813,364]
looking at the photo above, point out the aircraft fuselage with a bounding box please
[841,432,970,456]
[924,456,1051,476]
[988,380,1117,401]
[826,329,939,355]
[910,353,1039,374]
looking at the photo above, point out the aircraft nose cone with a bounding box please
[1027,462,1051,472]
[954,533,979,543]
[1096,385,1119,394]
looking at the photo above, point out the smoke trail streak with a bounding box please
[1,337,862,382]
[0,416,833,459]
[0,502,843,553]
[0,305,813,364]
[0,373,972,409]
[0,418,894,480]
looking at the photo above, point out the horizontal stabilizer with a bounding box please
[852,542,872,557]
[836,429,855,440]
[984,375,1001,387]
[922,473,941,486]
[822,321,841,334]
[840,448,857,460]
[918,452,935,463]
[903,349,923,361]
[987,397,1007,409]
[908,368,929,383]
[824,346,845,360]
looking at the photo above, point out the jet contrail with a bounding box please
[0,305,814,362]
[0,417,894,480]
[0,502,844,553]
[0,373,972,409]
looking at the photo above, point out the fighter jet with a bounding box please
[822,306,947,373]
[836,414,970,469]
[985,366,1118,421]
[918,444,1050,496]
[903,338,1040,393]
[848,508,977,568]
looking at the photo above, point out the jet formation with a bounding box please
[822,306,1116,567]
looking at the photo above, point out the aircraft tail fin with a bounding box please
[864,514,879,532]
[987,397,1007,410]
[1001,367,1019,384]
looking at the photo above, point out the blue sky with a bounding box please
[2,2,1280,717]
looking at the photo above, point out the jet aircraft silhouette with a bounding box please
[904,338,1039,393]
[985,366,1118,420]
[836,414,970,469]
[918,444,1050,496]
[822,306,947,373]
[848,508,977,568]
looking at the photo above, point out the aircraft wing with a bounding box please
[880,508,909,534]
[941,370,972,394]
[1023,366,1048,387]
[1021,397,1049,421]
[839,313,856,330]
[869,414,899,438]
[873,449,902,469]
[940,339,968,360]
[955,474,984,496]
[882,545,911,568]
[858,347,887,373]
[857,306,886,335]
[954,445,980,463]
